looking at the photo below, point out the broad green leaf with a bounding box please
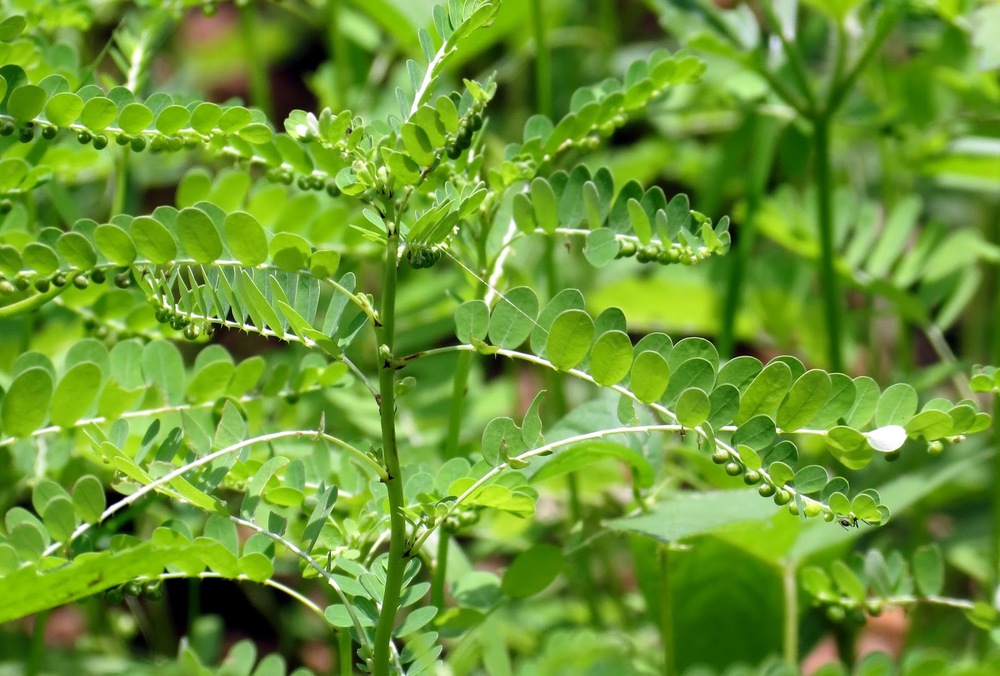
[50,362,101,427]
[79,97,118,131]
[662,357,715,405]
[792,465,828,494]
[455,300,489,343]
[42,498,76,542]
[501,544,563,598]
[731,415,776,452]
[176,208,223,263]
[844,376,879,428]
[716,356,762,392]
[830,560,866,602]
[1,367,53,437]
[117,102,152,134]
[7,84,45,121]
[186,361,235,403]
[394,606,438,638]
[546,310,594,371]
[55,232,97,269]
[238,553,274,582]
[912,545,944,597]
[735,361,791,425]
[44,92,83,126]
[530,441,655,489]
[668,337,719,373]
[607,489,780,542]
[626,198,651,244]
[482,417,526,466]
[707,383,740,428]
[629,350,669,403]
[488,287,539,349]
[224,212,268,266]
[309,250,339,278]
[904,410,952,441]
[190,102,223,133]
[808,374,857,429]
[218,106,252,133]
[155,104,191,134]
[131,216,177,264]
[827,426,872,470]
[0,15,27,42]
[141,341,185,403]
[777,369,831,432]
[530,288,586,356]
[874,383,918,427]
[236,122,272,144]
[72,475,105,523]
[584,228,619,267]
[589,330,632,386]
[93,224,137,264]
[269,232,310,271]
[520,391,546,447]
[22,243,59,274]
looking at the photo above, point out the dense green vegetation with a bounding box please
[0,0,999,674]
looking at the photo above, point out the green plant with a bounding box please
[0,1,997,674]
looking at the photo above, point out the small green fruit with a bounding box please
[93,134,109,150]
[19,126,34,143]
[724,462,743,476]
[743,470,761,485]
[77,130,92,144]
[758,483,775,498]
[130,136,147,152]
[773,489,791,505]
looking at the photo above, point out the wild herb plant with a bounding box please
[0,1,996,674]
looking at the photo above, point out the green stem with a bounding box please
[812,115,843,371]
[339,628,353,676]
[532,0,552,118]
[238,4,272,119]
[825,9,899,115]
[111,147,129,218]
[759,0,816,114]
[373,216,405,676]
[783,562,799,668]
[26,609,48,676]
[658,546,674,676]
[431,531,449,610]
[444,350,473,458]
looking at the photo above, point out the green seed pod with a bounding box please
[0,120,15,136]
[297,176,311,191]
[35,277,51,293]
[52,273,67,287]
[77,130,92,144]
[73,274,89,289]
[105,586,124,603]
[42,125,58,140]
[19,126,34,143]
[469,113,483,132]
[326,183,342,198]
[826,605,846,622]
[183,324,200,340]
[758,483,775,498]
[787,501,800,515]
[143,579,165,600]
[724,462,743,476]
[0,280,15,295]
[116,133,131,146]
[865,599,883,616]
[91,269,106,284]
[804,501,822,518]
[114,271,132,288]
[123,580,144,597]
[13,276,29,291]
[823,511,836,522]
[168,137,184,152]
[130,136,147,152]
[743,470,761,485]
[773,489,791,505]
[711,448,729,464]
[93,134,109,150]
[169,316,186,331]
[447,143,462,159]
[884,450,901,462]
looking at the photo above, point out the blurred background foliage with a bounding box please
[1,0,1000,673]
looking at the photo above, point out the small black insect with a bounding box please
[837,514,871,530]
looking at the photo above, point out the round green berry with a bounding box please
[0,120,15,136]
[711,448,729,464]
[743,470,761,485]
[93,134,109,150]
[724,462,743,476]
[773,489,791,505]
[19,126,34,143]
[130,136,146,152]
[758,483,775,498]
[42,125,58,140]
[77,130,92,144]
[73,274,89,289]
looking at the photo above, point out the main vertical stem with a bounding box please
[782,562,799,668]
[658,546,674,676]
[813,116,844,372]
[373,221,405,676]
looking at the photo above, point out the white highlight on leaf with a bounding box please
[865,425,907,452]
